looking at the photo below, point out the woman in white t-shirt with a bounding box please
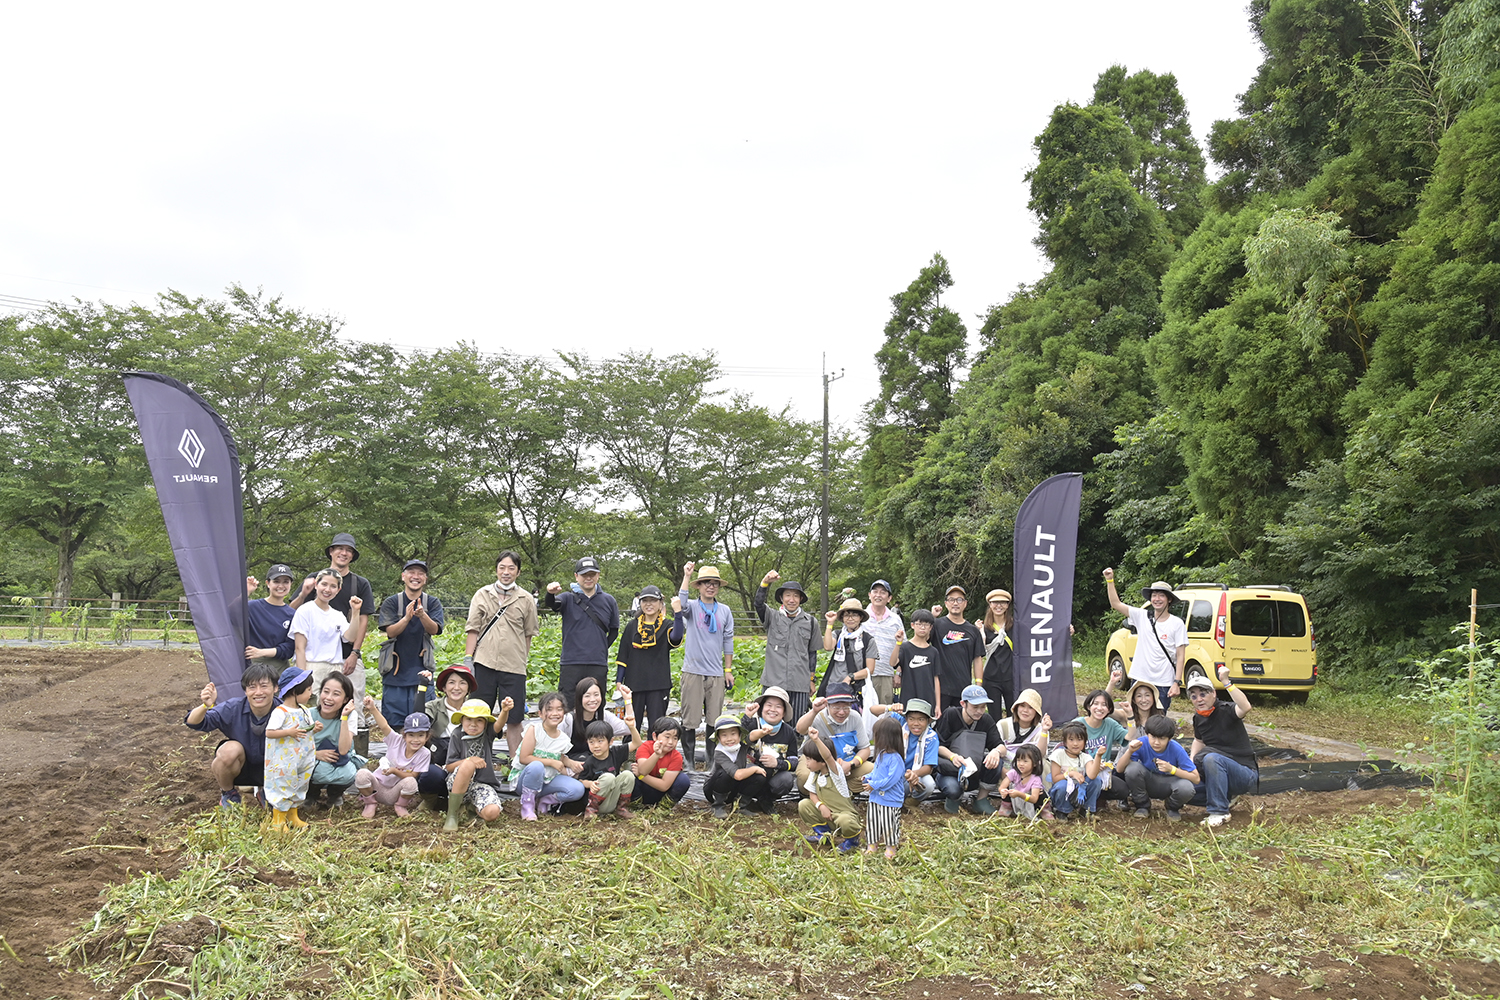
[293,569,363,731]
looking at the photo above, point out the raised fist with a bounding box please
[546,582,562,595]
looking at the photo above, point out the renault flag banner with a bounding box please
[1012,472,1082,724]
[123,372,249,698]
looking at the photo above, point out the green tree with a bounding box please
[0,303,150,605]
[1092,65,1208,242]
[140,286,349,571]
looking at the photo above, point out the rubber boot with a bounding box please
[443,792,464,831]
[681,733,697,772]
[519,786,538,821]
[704,732,717,770]
[394,794,417,818]
[614,794,634,820]
[360,793,378,819]
[537,793,560,816]
[287,806,309,829]
[268,808,289,833]
[584,792,603,820]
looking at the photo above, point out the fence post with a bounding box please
[111,592,121,611]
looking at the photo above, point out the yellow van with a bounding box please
[1104,584,1318,702]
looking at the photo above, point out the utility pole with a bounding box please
[820,354,844,615]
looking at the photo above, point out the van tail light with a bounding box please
[1215,593,1227,646]
[1310,621,1317,652]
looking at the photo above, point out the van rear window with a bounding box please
[1229,599,1307,638]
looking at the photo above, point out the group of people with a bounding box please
[187,540,1261,847]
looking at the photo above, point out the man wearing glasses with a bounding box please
[675,561,735,770]
[931,586,983,714]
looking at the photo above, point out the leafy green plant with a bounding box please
[1399,634,1500,900]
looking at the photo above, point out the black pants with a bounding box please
[559,663,608,710]
[628,688,670,732]
[706,767,770,807]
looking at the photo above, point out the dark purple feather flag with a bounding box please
[1012,472,1083,724]
[123,372,248,698]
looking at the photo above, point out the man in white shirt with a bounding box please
[1103,569,1187,709]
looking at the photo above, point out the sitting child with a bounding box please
[442,697,514,831]
[1047,721,1105,820]
[1117,713,1199,820]
[798,728,862,853]
[571,711,644,819]
[634,716,691,808]
[705,714,770,820]
[517,692,587,821]
[997,743,1047,819]
[355,700,431,818]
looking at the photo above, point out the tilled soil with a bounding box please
[0,647,1492,1000]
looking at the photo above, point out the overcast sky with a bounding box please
[1,3,1262,428]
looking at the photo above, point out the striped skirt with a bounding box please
[866,802,902,847]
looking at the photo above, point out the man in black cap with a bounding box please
[753,569,821,722]
[544,556,620,710]
[299,532,376,751]
[377,558,445,729]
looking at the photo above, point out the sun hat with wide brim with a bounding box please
[1141,581,1178,602]
[835,597,868,623]
[694,566,724,585]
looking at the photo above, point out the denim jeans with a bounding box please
[1191,752,1259,814]
[1047,775,1103,814]
[518,761,586,804]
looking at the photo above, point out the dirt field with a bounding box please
[0,647,1493,1000]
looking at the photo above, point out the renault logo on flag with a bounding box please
[178,428,206,469]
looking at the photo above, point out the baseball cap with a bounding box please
[825,682,856,704]
[266,563,294,582]
[961,684,992,704]
[637,585,665,600]
[575,556,601,574]
[403,558,428,572]
[1186,674,1216,692]
[870,579,893,594]
[403,712,432,732]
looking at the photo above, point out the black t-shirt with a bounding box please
[981,625,1015,708]
[1191,701,1258,771]
[935,706,1003,754]
[615,614,675,691]
[577,744,632,782]
[328,571,375,659]
[932,617,982,693]
[897,642,939,707]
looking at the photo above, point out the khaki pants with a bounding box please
[596,771,636,813]
[310,659,366,732]
[797,772,861,839]
[678,671,725,729]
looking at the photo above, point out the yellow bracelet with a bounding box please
[1170,765,1178,775]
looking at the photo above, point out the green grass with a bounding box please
[61,802,1500,999]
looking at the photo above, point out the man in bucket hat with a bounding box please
[675,561,735,770]
[753,570,821,722]
[1102,569,1187,708]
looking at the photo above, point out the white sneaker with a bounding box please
[1202,812,1230,828]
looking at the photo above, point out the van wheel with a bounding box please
[1185,664,1209,686]
[1108,653,1127,685]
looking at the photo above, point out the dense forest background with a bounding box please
[2,0,1497,679]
